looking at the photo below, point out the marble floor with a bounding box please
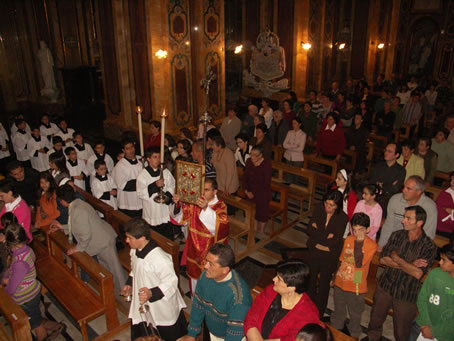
[2,195,396,340]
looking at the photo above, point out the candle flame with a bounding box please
[136,105,143,114]
[161,109,168,118]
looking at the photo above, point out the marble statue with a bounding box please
[37,40,59,101]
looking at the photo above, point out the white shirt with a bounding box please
[259,108,274,129]
[0,123,10,159]
[11,123,31,136]
[87,153,114,176]
[12,130,32,161]
[283,129,306,162]
[67,158,88,190]
[91,173,118,210]
[27,135,49,172]
[137,167,175,226]
[55,127,75,146]
[73,143,94,163]
[325,123,336,132]
[40,123,59,146]
[112,157,143,210]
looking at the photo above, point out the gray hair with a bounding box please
[248,104,258,114]
[274,110,283,119]
[407,175,426,192]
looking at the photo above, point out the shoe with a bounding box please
[45,322,66,340]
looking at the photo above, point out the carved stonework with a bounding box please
[171,54,192,126]
[203,0,220,43]
[168,0,189,47]
[204,52,221,119]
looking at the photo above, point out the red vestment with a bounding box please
[179,200,229,280]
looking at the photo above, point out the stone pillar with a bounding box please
[384,0,401,79]
[293,0,310,99]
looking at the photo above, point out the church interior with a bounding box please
[0,0,454,340]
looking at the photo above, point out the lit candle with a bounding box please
[160,109,166,163]
[136,106,144,156]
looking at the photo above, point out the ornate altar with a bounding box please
[175,160,205,204]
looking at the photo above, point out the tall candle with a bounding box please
[136,106,144,156]
[160,109,166,163]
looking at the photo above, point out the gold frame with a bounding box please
[175,160,205,204]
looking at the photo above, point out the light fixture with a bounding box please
[301,42,311,50]
[377,43,385,49]
[234,44,243,54]
[185,41,190,46]
[155,49,168,59]
[194,26,199,31]
[338,43,346,50]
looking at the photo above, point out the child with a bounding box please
[65,147,87,190]
[409,243,454,341]
[54,118,74,146]
[46,136,64,163]
[28,126,49,172]
[35,172,60,229]
[330,212,377,339]
[72,131,94,164]
[353,184,383,241]
[10,114,31,136]
[11,119,32,168]
[39,114,58,146]
[91,159,118,211]
[296,324,332,341]
[86,140,114,176]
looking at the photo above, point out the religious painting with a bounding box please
[171,54,192,126]
[204,52,221,119]
[168,0,189,45]
[412,0,441,12]
[203,0,220,42]
[407,18,439,76]
[175,161,205,205]
[243,31,289,97]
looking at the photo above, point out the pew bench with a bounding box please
[303,154,337,191]
[34,227,122,341]
[270,160,316,226]
[0,287,32,341]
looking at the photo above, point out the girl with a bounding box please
[35,172,60,229]
[332,169,357,221]
[48,152,71,186]
[175,139,192,162]
[353,184,383,241]
[234,133,252,168]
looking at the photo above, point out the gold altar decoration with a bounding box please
[175,160,205,205]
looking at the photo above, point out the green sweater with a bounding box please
[188,270,252,341]
[416,267,454,341]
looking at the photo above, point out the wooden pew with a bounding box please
[270,160,316,226]
[366,141,374,176]
[368,133,388,162]
[0,287,32,341]
[34,226,124,341]
[218,193,256,257]
[303,154,337,191]
[425,185,442,201]
[398,124,410,142]
[433,171,450,187]
[340,149,357,172]
[272,145,285,162]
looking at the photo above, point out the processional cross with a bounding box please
[200,65,216,164]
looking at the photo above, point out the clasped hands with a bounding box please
[173,194,209,210]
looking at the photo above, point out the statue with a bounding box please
[37,41,59,102]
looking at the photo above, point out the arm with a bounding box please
[423,200,437,240]
[416,271,432,327]
[4,261,30,296]
[39,198,60,226]
[377,199,397,247]
[388,251,423,279]
[187,279,206,337]
[243,287,271,338]
[226,301,251,341]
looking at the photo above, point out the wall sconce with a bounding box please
[155,49,168,59]
[377,43,385,49]
[338,43,346,50]
[301,42,312,50]
[234,45,243,54]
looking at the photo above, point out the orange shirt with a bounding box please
[35,192,60,227]
[334,235,377,294]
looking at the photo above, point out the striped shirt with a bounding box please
[3,245,41,305]
[378,230,436,304]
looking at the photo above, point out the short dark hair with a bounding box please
[326,112,339,124]
[212,135,226,148]
[276,259,310,294]
[388,142,402,157]
[207,128,221,140]
[7,160,22,173]
[52,136,63,145]
[165,134,176,147]
[124,218,151,240]
[251,144,264,156]
[418,137,431,148]
[64,146,75,156]
[405,205,427,227]
[323,189,344,214]
[121,137,135,148]
[145,146,161,158]
[208,243,235,270]
[205,177,218,190]
[49,152,68,172]
[256,123,268,134]
[14,118,25,126]
[94,159,106,169]
[177,139,192,154]
[1,212,18,228]
[235,133,249,143]
[351,212,370,229]
[149,120,161,130]
[73,131,82,138]
[0,180,18,197]
[435,128,450,140]
[440,243,454,263]
[401,139,415,150]
[180,127,193,140]
[296,324,332,341]
[56,184,76,203]
[292,117,302,125]
[94,139,106,147]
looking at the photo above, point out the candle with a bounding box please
[160,109,166,163]
[136,106,144,156]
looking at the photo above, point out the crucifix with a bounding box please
[200,64,216,164]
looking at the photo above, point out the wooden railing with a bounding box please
[0,287,32,341]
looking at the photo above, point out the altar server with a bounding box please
[28,126,49,172]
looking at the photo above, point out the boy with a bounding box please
[65,147,87,190]
[46,136,64,160]
[72,131,94,164]
[408,243,454,341]
[87,140,114,176]
[11,119,32,168]
[91,159,117,210]
[54,118,74,146]
[10,114,31,136]
[330,212,378,339]
[28,126,49,172]
[137,146,176,240]
[39,114,58,145]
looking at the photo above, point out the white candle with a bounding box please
[136,106,144,156]
[160,109,166,163]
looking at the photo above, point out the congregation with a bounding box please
[1,74,454,341]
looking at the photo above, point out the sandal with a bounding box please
[45,322,66,340]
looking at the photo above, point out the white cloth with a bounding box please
[128,246,186,326]
[40,123,58,145]
[0,123,11,159]
[90,174,118,210]
[12,130,32,161]
[112,157,143,210]
[11,123,31,136]
[416,333,437,341]
[87,153,114,176]
[5,196,22,212]
[283,129,306,162]
[27,136,49,171]
[424,90,437,106]
[259,108,274,129]
[55,128,75,145]
[66,159,87,190]
[137,168,175,226]
[325,123,336,132]
[234,145,252,167]
[73,143,94,163]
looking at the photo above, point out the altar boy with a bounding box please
[91,159,118,210]
[28,126,49,172]
[65,147,87,190]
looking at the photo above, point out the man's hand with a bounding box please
[172,194,180,204]
[420,326,434,339]
[315,243,330,252]
[110,189,117,196]
[245,190,254,199]
[196,196,208,210]
[445,207,453,215]
[327,233,334,239]
[412,259,428,268]
[67,247,78,255]
[120,285,132,297]
[177,336,196,341]
[391,251,401,263]
[156,178,164,188]
[138,287,152,305]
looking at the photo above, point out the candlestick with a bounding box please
[136,105,144,156]
[160,109,167,163]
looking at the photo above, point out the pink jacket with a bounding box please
[0,198,32,242]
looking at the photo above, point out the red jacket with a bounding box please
[144,133,160,150]
[244,284,321,341]
[316,123,346,157]
[331,185,358,220]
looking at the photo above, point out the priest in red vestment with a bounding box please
[170,177,229,293]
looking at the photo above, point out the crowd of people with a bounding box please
[0,73,453,341]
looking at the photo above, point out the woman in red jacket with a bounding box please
[315,112,346,161]
[331,169,357,222]
[244,259,321,341]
